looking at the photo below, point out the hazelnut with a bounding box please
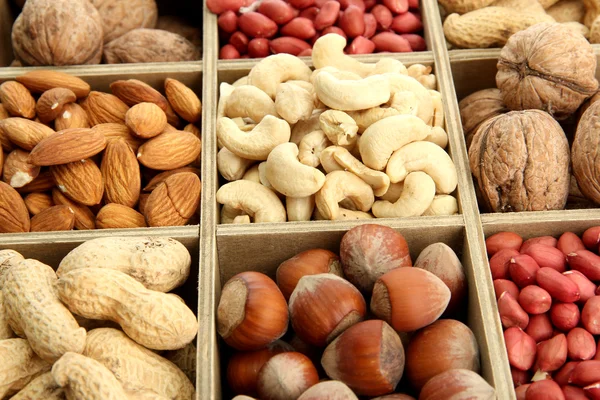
[370,267,451,332]
[297,381,358,400]
[419,369,495,400]
[257,352,319,400]
[321,320,405,396]
[217,272,289,351]
[276,249,343,301]
[339,224,412,293]
[289,273,366,347]
[371,395,415,400]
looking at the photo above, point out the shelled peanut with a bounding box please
[217,223,494,398]
[0,236,197,399]
[216,34,457,223]
[210,0,425,59]
[487,228,600,399]
[0,70,202,233]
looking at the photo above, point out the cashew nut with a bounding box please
[248,54,312,98]
[424,126,449,149]
[232,76,249,87]
[216,180,287,223]
[286,80,314,92]
[217,147,255,181]
[310,67,362,84]
[347,90,419,134]
[368,58,408,76]
[378,181,404,202]
[422,195,459,216]
[384,73,434,125]
[291,109,324,145]
[319,146,345,173]
[314,71,391,111]
[312,34,376,77]
[225,85,278,123]
[429,90,444,128]
[359,115,431,171]
[242,164,260,183]
[336,209,374,220]
[407,64,432,78]
[286,195,315,221]
[218,83,235,120]
[372,171,436,218]
[265,142,326,197]
[217,115,291,160]
[275,83,314,124]
[298,130,331,168]
[315,170,374,220]
[220,204,247,224]
[386,141,458,194]
[232,215,251,224]
[319,110,358,148]
[257,162,279,194]
[417,75,437,90]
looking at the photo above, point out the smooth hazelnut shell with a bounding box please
[419,369,495,400]
[289,273,366,347]
[340,224,412,292]
[257,352,319,400]
[371,395,415,400]
[297,381,358,400]
[217,271,289,351]
[276,248,343,301]
[321,319,405,396]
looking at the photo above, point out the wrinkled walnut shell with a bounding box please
[91,0,158,43]
[469,110,570,212]
[572,100,600,205]
[11,0,103,66]
[459,88,508,149]
[497,23,598,120]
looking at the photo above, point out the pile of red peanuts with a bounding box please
[486,228,600,399]
[208,0,425,59]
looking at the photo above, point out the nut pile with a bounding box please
[216,34,457,223]
[440,0,597,49]
[0,236,197,399]
[0,70,202,233]
[487,229,600,399]
[210,0,425,59]
[217,224,494,399]
[10,0,201,66]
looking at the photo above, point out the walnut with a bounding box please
[156,16,202,49]
[103,29,200,64]
[11,0,104,66]
[90,0,158,43]
[458,88,508,149]
[496,23,598,120]
[572,100,600,205]
[469,110,570,212]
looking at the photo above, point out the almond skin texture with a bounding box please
[80,92,129,125]
[28,128,107,166]
[95,203,147,229]
[16,71,91,98]
[51,159,104,206]
[24,192,54,215]
[144,172,200,227]
[30,205,75,232]
[35,88,77,123]
[164,78,202,124]
[17,171,55,194]
[125,102,167,139]
[110,79,170,110]
[0,81,36,119]
[143,167,201,192]
[52,189,96,231]
[0,181,30,232]
[101,139,141,208]
[3,149,40,188]
[137,130,201,170]
[92,123,143,153]
[0,117,55,150]
[55,103,90,130]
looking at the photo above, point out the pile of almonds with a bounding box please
[211,0,425,59]
[0,70,202,233]
[218,224,495,399]
[487,229,600,398]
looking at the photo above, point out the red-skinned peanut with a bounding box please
[504,327,536,371]
[238,12,279,38]
[248,38,270,58]
[229,31,249,54]
[582,296,600,334]
[525,380,565,400]
[314,1,340,30]
[347,36,376,54]
[363,13,377,38]
[220,44,241,59]
[281,17,316,40]
[498,291,529,329]
[383,0,409,13]
[490,249,520,280]
[536,267,580,303]
[562,385,589,400]
[218,11,238,33]
[288,0,315,9]
[523,244,567,273]
[494,279,519,300]
[569,360,600,386]
[401,34,426,51]
[526,313,554,343]
[585,382,600,400]
[582,226,600,251]
[567,328,596,361]
[408,0,419,7]
[270,37,311,55]
[518,285,551,314]
[372,32,412,52]
[208,0,245,14]
[299,6,319,20]
[516,384,529,400]
[550,303,580,332]
[390,12,423,34]
[567,250,600,281]
[554,361,580,386]
[322,26,347,39]
[339,6,366,38]
[563,270,597,305]
[258,0,296,25]
[558,232,586,256]
[371,4,393,31]
[521,236,558,253]
[509,254,540,288]
[534,334,568,373]
[512,366,532,386]
[339,0,366,10]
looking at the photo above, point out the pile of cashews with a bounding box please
[216,33,459,224]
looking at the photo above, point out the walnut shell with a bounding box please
[11,0,103,66]
[91,0,158,43]
[458,88,508,149]
[103,29,200,64]
[496,23,598,120]
[469,110,570,212]
[572,100,600,204]
[156,16,202,49]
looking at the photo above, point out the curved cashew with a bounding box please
[407,64,432,78]
[418,75,437,90]
[386,141,458,194]
[378,181,404,202]
[286,195,315,221]
[314,71,390,111]
[216,180,287,223]
[275,83,314,124]
[429,90,444,128]
[291,110,324,145]
[424,126,449,149]
[347,90,419,134]
[286,80,314,92]
[368,58,408,76]
[248,54,312,98]
[265,142,326,197]
[310,67,362,84]
[372,171,436,218]
[233,215,251,224]
[217,147,254,181]
[319,110,358,148]
[242,164,260,183]
[217,115,291,160]
[384,73,434,125]
[359,114,431,171]
[225,85,278,123]
[315,170,374,220]
[221,204,247,224]
[232,76,249,87]
[298,130,331,168]
[312,34,376,77]
[422,195,459,216]
[257,162,280,195]
[319,146,345,173]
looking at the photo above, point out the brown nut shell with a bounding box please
[572,100,600,204]
[90,0,158,43]
[458,88,507,149]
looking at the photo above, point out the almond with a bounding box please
[0,81,36,119]
[30,205,75,232]
[109,79,170,110]
[0,117,55,151]
[165,104,181,127]
[95,203,147,229]
[0,181,30,232]
[51,159,104,206]
[28,128,107,166]
[144,172,201,227]
[24,192,54,215]
[3,149,40,188]
[80,91,129,125]
[164,78,202,123]
[138,192,150,215]
[15,71,91,98]
[92,123,144,153]
[137,130,201,170]
[125,102,167,139]
[143,167,201,191]
[35,88,77,123]
[101,139,141,208]
[51,189,96,230]
[55,103,91,130]
[16,170,56,194]
[184,123,202,167]
[0,104,9,120]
